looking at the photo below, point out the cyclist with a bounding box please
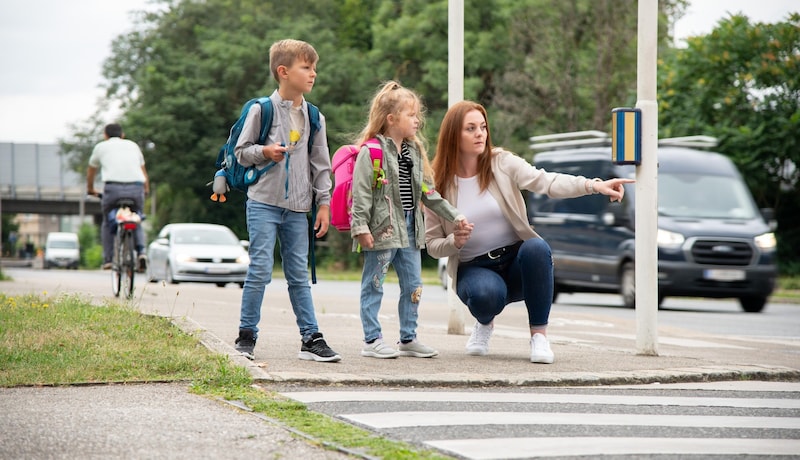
[86,123,150,272]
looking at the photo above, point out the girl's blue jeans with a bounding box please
[456,237,554,327]
[360,212,422,343]
[238,200,318,341]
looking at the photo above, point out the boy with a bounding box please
[233,39,340,362]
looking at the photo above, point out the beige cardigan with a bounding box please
[424,148,591,281]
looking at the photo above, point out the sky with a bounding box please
[0,0,797,145]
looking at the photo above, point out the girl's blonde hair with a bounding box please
[432,100,494,197]
[357,81,433,181]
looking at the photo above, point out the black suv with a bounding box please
[527,133,777,312]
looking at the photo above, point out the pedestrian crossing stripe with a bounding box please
[426,437,800,459]
[283,390,800,409]
[339,411,800,429]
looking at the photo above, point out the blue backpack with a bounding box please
[211,97,320,198]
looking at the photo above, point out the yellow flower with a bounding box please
[289,130,300,144]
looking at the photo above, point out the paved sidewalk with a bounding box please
[2,268,798,459]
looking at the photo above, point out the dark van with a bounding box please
[527,132,777,312]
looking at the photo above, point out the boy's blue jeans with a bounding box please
[360,212,422,343]
[239,200,318,341]
[456,237,554,327]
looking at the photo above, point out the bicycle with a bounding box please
[109,198,142,299]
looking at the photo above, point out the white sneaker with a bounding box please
[466,322,493,356]
[530,333,554,364]
[398,339,438,358]
[361,339,400,359]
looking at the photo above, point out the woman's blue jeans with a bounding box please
[456,237,554,327]
[360,212,422,343]
[238,200,318,341]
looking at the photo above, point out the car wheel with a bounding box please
[238,282,245,289]
[552,283,560,304]
[620,262,635,309]
[166,263,178,284]
[739,296,767,313]
[216,282,226,288]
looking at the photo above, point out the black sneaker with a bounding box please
[298,332,341,362]
[234,329,256,360]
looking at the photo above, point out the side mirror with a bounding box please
[155,237,169,246]
[240,240,250,250]
[605,201,630,227]
[760,208,777,231]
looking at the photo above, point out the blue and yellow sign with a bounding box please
[611,107,641,165]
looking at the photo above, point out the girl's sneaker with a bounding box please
[361,339,400,359]
[398,339,438,358]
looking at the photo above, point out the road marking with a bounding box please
[283,390,800,409]
[340,411,800,429]
[426,437,800,459]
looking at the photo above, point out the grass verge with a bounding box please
[0,292,450,459]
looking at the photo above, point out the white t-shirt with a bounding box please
[456,175,519,261]
[88,137,146,183]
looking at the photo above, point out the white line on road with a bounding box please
[426,437,800,459]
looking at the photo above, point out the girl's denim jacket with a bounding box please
[350,134,463,251]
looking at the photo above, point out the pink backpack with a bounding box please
[330,138,383,232]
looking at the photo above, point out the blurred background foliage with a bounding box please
[58,0,799,274]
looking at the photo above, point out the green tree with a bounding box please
[658,13,800,273]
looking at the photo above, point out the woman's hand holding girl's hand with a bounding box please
[356,233,374,250]
[453,218,474,249]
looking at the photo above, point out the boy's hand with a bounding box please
[356,233,374,250]
[262,143,288,162]
[314,205,330,238]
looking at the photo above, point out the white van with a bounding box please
[44,232,80,269]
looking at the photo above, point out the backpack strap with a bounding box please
[363,138,385,189]
[305,101,321,284]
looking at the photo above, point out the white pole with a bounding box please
[447,0,467,335]
[635,0,659,355]
[448,0,464,107]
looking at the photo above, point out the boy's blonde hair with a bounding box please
[357,81,433,181]
[269,39,319,83]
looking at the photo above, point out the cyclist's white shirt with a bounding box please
[89,137,146,183]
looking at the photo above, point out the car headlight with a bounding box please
[236,254,250,264]
[656,228,685,249]
[175,254,197,263]
[754,232,776,250]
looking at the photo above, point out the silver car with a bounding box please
[146,223,250,288]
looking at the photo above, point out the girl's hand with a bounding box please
[357,233,374,250]
[262,143,288,162]
[453,218,474,249]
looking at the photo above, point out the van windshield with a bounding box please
[48,240,77,249]
[658,173,759,219]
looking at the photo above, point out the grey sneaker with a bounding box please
[530,333,554,364]
[361,339,400,359]
[398,339,438,358]
[299,332,341,362]
[466,321,493,356]
[234,329,256,360]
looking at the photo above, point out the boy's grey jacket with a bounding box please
[350,134,464,251]
[234,90,332,213]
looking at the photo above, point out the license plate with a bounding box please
[703,269,745,281]
[205,267,230,274]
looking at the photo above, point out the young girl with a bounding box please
[350,81,468,359]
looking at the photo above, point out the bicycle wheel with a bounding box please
[111,232,122,297]
[121,230,136,299]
